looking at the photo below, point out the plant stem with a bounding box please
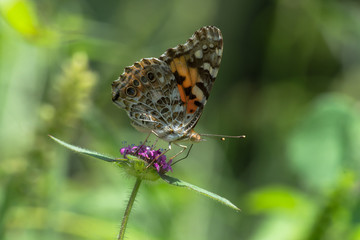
[118,178,142,240]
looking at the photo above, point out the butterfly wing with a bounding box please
[159,26,223,134]
[111,26,223,142]
[111,58,180,137]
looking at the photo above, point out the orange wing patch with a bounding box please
[173,56,192,88]
[170,57,204,114]
[177,83,187,104]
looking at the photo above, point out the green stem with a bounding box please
[118,178,142,240]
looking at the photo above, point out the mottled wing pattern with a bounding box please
[111,58,180,138]
[159,26,223,134]
[111,26,223,143]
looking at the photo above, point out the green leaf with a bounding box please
[160,175,240,211]
[49,135,125,164]
[49,135,159,181]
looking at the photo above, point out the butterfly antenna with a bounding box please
[199,133,246,141]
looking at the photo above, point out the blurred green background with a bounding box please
[1,0,360,239]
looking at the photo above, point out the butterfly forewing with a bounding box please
[159,26,223,132]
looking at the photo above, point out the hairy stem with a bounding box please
[118,178,142,240]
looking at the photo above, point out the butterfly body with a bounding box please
[112,26,223,144]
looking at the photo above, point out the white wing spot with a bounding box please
[192,85,204,101]
[203,62,212,72]
[210,67,219,78]
[151,91,163,102]
[158,76,165,83]
[174,105,183,112]
[194,49,203,59]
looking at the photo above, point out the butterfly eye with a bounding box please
[126,87,136,97]
[147,72,155,82]
[133,79,140,87]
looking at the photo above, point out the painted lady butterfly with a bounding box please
[111,26,223,150]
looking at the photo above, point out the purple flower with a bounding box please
[120,144,173,174]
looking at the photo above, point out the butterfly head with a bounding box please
[188,129,203,142]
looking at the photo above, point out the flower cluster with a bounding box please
[120,145,173,174]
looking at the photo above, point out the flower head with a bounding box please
[120,144,172,174]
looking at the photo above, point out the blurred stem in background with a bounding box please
[306,172,356,240]
[0,51,97,238]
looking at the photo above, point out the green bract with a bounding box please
[121,155,160,181]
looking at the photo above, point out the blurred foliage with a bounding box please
[1,0,360,239]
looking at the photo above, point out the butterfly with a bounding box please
[112,26,241,154]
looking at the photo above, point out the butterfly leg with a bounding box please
[169,142,188,160]
[142,132,152,144]
[145,147,171,169]
[144,131,170,169]
[171,144,193,165]
[134,132,152,155]
[151,137,160,148]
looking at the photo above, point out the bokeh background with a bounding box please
[1,0,360,239]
